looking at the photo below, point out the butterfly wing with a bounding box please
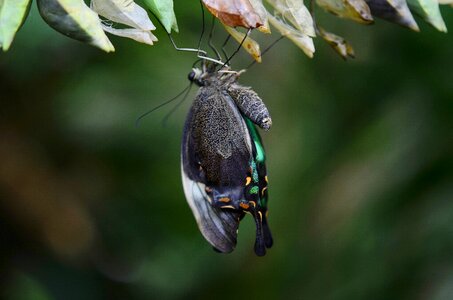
[181,86,251,253]
[180,169,243,253]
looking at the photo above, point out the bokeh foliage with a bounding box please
[1,1,452,299]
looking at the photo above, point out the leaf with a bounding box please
[102,25,158,45]
[224,25,262,62]
[0,0,31,51]
[202,0,264,28]
[438,0,453,7]
[315,0,374,24]
[37,0,115,52]
[318,27,355,59]
[365,0,420,31]
[91,0,156,31]
[142,0,178,33]
[268,14,315,58]
[91,0,157,45]
[267,0,316,36]
[407,0,447,32]
[249,0,271,33]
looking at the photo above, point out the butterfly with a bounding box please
[181,62,273,256]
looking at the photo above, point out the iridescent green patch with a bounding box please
[245,118,266,163]
[250,160,259,183]
[250,186,259,194]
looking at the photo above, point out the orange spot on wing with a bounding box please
[239,202,250,210]
[219,197,231,203]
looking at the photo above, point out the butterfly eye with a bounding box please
[188,71,196,82]
[188,68,205,86]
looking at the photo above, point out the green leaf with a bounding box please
[407,0,447,32]
[37,0,115,52]
[142,0,178,33]
[0,0,31,51]
[438,0,453,6]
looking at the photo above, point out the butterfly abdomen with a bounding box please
[228,84,272,131]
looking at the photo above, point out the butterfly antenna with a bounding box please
[192,58,203,68]
[208,16,222,60]
[135,84,192,127]
[194,0,224,66]
[162,83,193,127]
[222,28,252,69]
[221,34,231,61]
[246,36,284,69]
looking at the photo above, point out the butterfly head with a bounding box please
[188,68,205,86]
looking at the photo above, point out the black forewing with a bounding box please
[184,86,253,186]
[181,85,252,253]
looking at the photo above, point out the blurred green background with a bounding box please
[1,1,453,299]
